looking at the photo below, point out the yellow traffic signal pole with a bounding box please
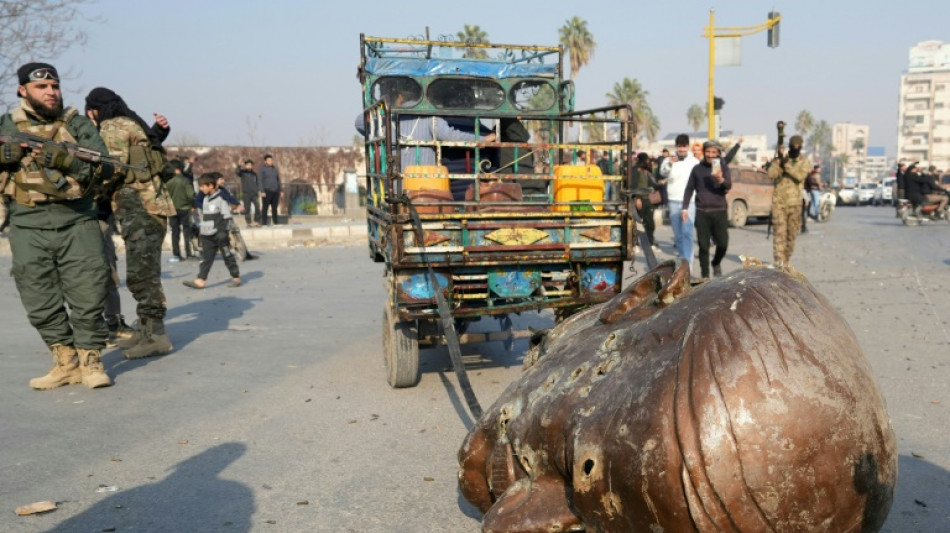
[703,10,781,139]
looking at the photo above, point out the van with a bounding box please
[726,163,774,227]
[873,177,896,206]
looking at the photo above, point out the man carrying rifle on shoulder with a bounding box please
[0,63,116,390]
[767,134,810,269]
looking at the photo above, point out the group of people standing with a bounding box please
[0,62,259,392]
[628,132,812,278]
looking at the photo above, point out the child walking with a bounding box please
[183,173,242,289]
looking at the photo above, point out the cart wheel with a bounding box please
[818,202,832,223]
[231,230,249,261]
[382,305,420,388]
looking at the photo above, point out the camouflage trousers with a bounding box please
[772,204,802,265]
[115,188,168,320]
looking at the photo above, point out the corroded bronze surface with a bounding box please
[459,260,897,532]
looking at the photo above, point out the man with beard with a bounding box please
[0,63,114,389]
[84,87,175,360]
[767,134,810,268]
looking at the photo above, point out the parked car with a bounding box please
[856,182,876,205]
[873,177,896,206]
[837,185,859,206]
[726,163,774,227]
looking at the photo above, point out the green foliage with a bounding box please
[687,104,705,132]
[457,24,489,59]
[606,78,659,146]
[559,16,596,80]
[297,201,318,215]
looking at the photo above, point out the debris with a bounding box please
[15,501,57,516]
[73,400,84,404]
[370,414,379,421]
[347,419,357,424]
[305,398,312,403]
[911,452,925,459]
[266,519,277,524]
[96,485,118,493]
[423,477,435,482]
[262,484,272,490]
[110,458,122,462]
[179,440,189,445]
[296,500,309,506]
[914,499,927,508]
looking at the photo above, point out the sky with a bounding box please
[33,0,950,155]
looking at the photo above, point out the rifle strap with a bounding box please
[404,195,483,420]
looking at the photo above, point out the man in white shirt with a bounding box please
[659,134,699,271]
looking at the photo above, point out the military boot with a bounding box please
[106,315,135,348]
[77,348,112,389]
[29,344,82,390]
[114,317,145,349]
[123,318,173,360]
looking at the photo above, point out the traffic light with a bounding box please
[713,96,725,111]
[768,11,780,48]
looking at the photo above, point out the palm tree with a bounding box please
[807,120,832,162]
[795,110,814,136]
[457,25,489,59]
[687,104,705,132]
[606,78,659,146]
[558,17,596,80]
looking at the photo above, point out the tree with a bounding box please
[795,110,814,136]
[0,0,98,110]
[558,16,595,80]
[457,24,489,59]
[606,78,658,146]
[807,120,832,162]
[687,104,705,132]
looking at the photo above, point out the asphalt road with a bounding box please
[0,204,947,532]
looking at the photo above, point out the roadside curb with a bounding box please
[0,222,367,256]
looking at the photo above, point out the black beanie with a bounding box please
[16,62,58,96]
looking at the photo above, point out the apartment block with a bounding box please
[897,40,950,170]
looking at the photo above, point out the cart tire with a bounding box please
[818,202,833,223]
[383,306,420,388]
[231,230,249,261]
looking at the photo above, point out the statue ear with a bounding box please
[599,259,691,325]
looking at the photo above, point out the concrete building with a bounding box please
[832,122,869,181]
[897,40,950,170]
[864,146,891,182]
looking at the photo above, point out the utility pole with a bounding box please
[703,10,781,139]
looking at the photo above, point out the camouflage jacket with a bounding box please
[99,116,174,216]
[0,100,109,229]
[767,155,810,208]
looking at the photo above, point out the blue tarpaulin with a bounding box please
[365,58,557,79]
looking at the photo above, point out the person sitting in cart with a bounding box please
[356,83,496,199]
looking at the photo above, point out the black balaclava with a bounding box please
[85,87,162,148]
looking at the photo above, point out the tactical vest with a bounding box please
[104,117,175,217]
[9,107,85,206]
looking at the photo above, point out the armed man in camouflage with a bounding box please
[84,88,175,359]
[767,134,810,268]
[0,63,115,389]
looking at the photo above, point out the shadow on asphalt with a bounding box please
[44,442,254,533]
[888,454,950,530]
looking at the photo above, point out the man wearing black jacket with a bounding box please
[236,159,261,226]
[682,140,732,279]
[259,154,281,225]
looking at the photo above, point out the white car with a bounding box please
[837,186,858,206]
[873,177,896,206]
[856,182,876,205]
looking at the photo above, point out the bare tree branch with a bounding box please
[0,0,99,109]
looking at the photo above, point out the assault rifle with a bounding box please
[0,132,145,189]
